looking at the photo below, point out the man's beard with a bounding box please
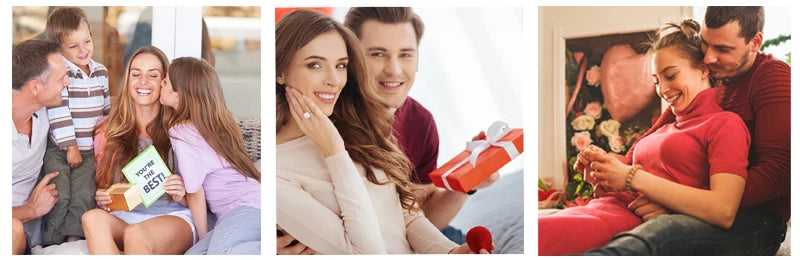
[712,51,753,80]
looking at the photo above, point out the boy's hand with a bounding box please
[66,146,82,168]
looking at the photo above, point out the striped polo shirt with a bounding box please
[46,56,110,151]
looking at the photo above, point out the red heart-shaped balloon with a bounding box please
[600,44,655,123]
[466,226,493,253]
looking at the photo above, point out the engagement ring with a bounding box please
[303,112,311,119]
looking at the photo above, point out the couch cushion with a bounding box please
[234,115,261,162]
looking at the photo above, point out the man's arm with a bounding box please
[12,205,37,224]
[739,60,791,206]
[417,183,468,229]
[417,172,500,229]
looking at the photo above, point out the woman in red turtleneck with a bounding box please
[538,20,751,256]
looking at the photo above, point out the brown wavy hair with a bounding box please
[95,46,172,189]
[163,57,260,182]
[276,9,418,211]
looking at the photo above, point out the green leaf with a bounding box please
[581,183,594,198]
[564,181,578,201]
[760,34,791,51]
[538,178,550,190]
[573,173,583,182]
[574,181,584,198]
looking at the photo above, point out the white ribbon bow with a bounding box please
[440,121,520,191]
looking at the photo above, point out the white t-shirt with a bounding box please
[12,106,49,247]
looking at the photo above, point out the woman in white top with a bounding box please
[275,10,478,254]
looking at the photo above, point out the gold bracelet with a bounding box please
[626,165,641,194]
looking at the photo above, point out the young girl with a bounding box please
[160,57,261,255]
[538,20,751,255]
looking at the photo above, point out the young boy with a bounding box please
[41,7,110,246]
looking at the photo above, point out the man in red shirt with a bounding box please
[345,6,500,244]
[584,6,789,255]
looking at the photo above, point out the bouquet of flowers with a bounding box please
[555,49,650,208]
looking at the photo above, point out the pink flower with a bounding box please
[571,131,593,152]
[586,65,602,87]
[583,101,603,119]
[574,52,584,63]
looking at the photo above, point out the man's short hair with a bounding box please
[45,7,91,44]
[344,7,425,45]
[705,6,764,42]
[13,40,61,90]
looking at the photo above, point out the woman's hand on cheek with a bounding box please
[285,87,346,157]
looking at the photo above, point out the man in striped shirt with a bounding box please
[40,7,109,246]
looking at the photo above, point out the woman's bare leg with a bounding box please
[82,209,127,254]
[123,215,193,254]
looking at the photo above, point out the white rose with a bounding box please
[583,101,603,119]
[571,131,593,152]
[586,65,602,87]
[597,119,621,137]
[608,134,626,153]
[571,115,595,131]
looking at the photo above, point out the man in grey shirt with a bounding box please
[12,39,70,254]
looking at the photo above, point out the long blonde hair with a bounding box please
[163,57,260,182]
[276,9,417,211]
[95,46,171,189]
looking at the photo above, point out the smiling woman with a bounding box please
[277,30,349,116]
[275,9,476,254]
[539,19,751,256]
[85,46,196,255]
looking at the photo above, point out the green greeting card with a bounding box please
[121,145,172,208]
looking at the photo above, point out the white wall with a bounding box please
[334,7,525,176]
[537,6,690,190]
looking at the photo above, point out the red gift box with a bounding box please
[429,121,524,192]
